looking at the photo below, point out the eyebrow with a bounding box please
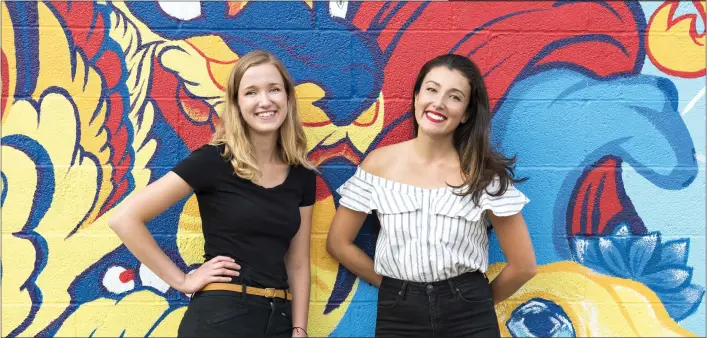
[424,80,466,98]
[242,83,284,91]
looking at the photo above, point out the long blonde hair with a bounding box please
[211,50,315,180]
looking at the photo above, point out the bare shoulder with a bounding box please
[360,141,411,176]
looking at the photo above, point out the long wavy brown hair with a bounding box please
[211,50,315,180]
[411,54,526,204]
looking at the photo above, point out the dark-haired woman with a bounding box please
[326,54,536,337]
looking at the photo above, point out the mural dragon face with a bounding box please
[2,1,704,337]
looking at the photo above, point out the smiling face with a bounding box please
[237,63,289,136]
[413,66,472,138]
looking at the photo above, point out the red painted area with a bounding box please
[570,157,625,235]
[351,2,386,31]
[101,166,130,215]
[119,269,135,283]
[151,57,215,150]
[376,116,413,149]
[354,1,642,113]
[533,40,641,78]
[49,2,105,60]
[375,3,425,53]
[95,50,122,89]
[315,175,329,201]
[104,93,128,163]
[309,142,361,167]
[301,120,332,128]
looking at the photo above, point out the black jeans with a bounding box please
[375,271,501,338]
[177,290,292,337]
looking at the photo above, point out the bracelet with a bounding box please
[293,326,308,336]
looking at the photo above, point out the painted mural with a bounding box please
[1,1,705,337]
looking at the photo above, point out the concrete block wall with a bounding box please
[2,1,705,336]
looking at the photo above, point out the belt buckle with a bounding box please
[264,288,276,298]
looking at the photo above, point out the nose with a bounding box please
[433,97,445,111]
[257,92,273,108]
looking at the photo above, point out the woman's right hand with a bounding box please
[176,256,241,294]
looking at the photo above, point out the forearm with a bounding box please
[330,243,382,287]
[286,261,310,329]
[110,219,186,289]
[489,264,535,305]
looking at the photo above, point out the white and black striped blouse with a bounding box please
[336,167,530,282]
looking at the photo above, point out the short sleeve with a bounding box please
[171,144,222,193]
[300,168,317,207]
[335,167,374,214]
[480,178,530,217]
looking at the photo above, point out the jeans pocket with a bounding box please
[265,302,293,337]
[377,287,401,309]
[206,307,250,324]
[455,284,493,305]
[277,302,292,326]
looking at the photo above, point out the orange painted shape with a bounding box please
[227,2,249,17]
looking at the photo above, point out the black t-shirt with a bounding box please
[172,144,316,289]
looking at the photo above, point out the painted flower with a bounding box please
[571,224,705,321]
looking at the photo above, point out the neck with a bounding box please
[249,131,280,165]
[412,130,456,163]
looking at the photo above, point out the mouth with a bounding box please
[255,110,277,121]
[424,110,447,123]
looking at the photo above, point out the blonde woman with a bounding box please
[109,50,316,337]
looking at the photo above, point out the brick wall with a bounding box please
[2,1,705,337]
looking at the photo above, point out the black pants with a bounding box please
[177,290,292,337]
[375,271,501,338]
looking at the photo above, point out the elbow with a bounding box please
[325,237,335,257]
[525,265,537,280]
[508,261,536,282]
[108,208,130,233]
[520,262,537,281]
[325,236,340,260]
[107,212,122,232]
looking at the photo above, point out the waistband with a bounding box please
[380,270,488,295]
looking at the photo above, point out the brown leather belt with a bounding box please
[201,283,292,301]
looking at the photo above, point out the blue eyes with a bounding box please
[506,298,576,337]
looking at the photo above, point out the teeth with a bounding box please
[427,112,445,121]
[257,111,275,117]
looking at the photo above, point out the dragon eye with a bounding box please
[506,298,576,337]
[102,266,136,294]
[158,1,202,21]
